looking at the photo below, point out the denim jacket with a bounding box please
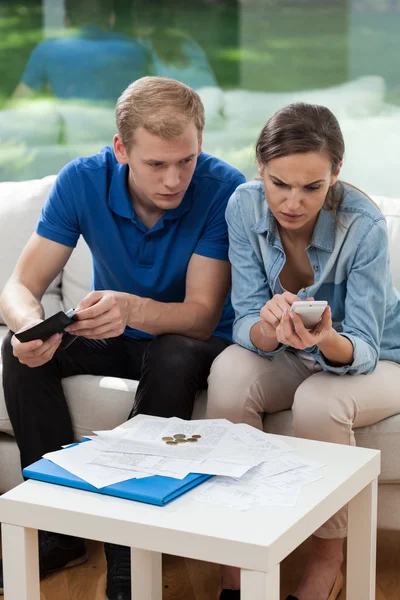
[226,180,400,375]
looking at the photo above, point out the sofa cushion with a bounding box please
[61,237,92,311]
[64,374,138,439]
[0,176,63,325]
[0,327,13,436]
[0,434,24,492]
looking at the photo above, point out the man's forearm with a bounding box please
[126,294,220,340]
[0,281,44,333]
[250,321,280,353]
[317,329,354,366]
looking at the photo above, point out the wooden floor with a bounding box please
[1,529,398,599]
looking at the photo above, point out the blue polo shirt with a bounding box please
[36,146,245,341]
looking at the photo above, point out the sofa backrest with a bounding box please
[0,176,63,325]
[372,195,400,290]
[61,237,92,311]
[0,176,399,327]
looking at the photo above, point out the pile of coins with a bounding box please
[162,434,201,445]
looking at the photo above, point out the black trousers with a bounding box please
[1,332,229,470]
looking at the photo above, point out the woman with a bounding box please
[207,102,400,600]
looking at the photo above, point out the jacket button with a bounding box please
[314,265,319,270]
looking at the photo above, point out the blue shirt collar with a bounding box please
[251,186,336,252]
[108,161,193,222]
[108,163,135,219]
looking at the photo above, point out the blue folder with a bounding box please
[23,458,211,507]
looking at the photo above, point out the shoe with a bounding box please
[286,569,343,600]
[0,530,87,593]
[105,543,131,600]
[220,590,240,599]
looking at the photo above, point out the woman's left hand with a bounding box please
[276,306,333,350]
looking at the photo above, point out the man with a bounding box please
[0,76,244,600]
[12,0,148,104]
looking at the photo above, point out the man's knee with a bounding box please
[143,334,206,376]
[1,329,13,354]
[1,330,18,372]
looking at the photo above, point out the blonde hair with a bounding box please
[116,76,205,150]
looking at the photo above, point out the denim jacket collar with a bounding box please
[311,206,336,252]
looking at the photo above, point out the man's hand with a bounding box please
[276,305,333,350]
[12,319,63,368]
[65,291,131,339]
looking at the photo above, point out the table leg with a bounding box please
[130,548,162,600]
[1,524,39,600]
[347,478,378,600]
[241,564,279,600]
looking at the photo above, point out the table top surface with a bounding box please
[0,430,380,562]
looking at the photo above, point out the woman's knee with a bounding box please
[292,373,354,443]
[207,344,266,425]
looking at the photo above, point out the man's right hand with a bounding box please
[12,319,63,368]
[259,292,301,335]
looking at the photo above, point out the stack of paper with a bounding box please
[43,417,324,510]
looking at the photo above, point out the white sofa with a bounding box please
[1,176,400,530]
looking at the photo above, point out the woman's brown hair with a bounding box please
[256,102,345,213]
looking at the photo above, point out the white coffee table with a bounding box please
[0,432,379,600]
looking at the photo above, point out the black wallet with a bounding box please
[15,309,78,351]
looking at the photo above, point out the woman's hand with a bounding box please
[276,305,333,350]
[259,292,301,337]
